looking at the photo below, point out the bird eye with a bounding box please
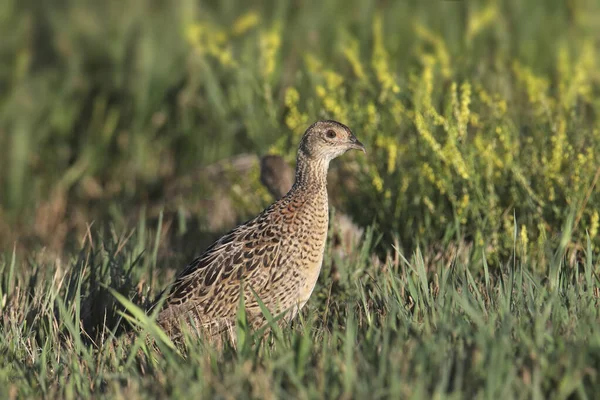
[325,129,337,139]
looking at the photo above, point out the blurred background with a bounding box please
[1,0,599,265]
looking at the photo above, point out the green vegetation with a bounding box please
[1,0,600,398]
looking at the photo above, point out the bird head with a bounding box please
[299,120,366,162]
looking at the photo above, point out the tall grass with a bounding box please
[2,220,600,398]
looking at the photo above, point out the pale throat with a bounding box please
[292,150,331,191]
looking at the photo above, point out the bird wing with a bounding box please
[156,209,283,322]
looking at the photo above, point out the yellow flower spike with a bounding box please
[421,163,447,195]
[387,141,398,174]
[568,40,595,105]
[423,197,435,213]
[466,4,497,42]
[461,193,470,210]
[413,57,445,126]
[185,23,204,46]
[421,58,434,102]
[503,215,514,240]
[548,186,555,202]
[414,23,452,78]
[477,84,508,117]
[549,117,567,179]
[590,211,599,240]
[450,81,459,127]
[456,192,470,225]
[324,70,344,90]
[372,171,384,193]
[372,14,399,99]
[421,163,434,182]
[513,61,551,116]
[284,87,308,135]
[315,85,326,98]
[231,11,260,36]
[497,99,507,115]
[259,25,282,79]
[214,31,228,45]
[476,232,484,248]
[285,87,300,107]
[458,82,471,138]
[186,20,238,68]
[478,87,491,109]
[215,47,236,67]
[418,110,469,181]
[415,112,444,159]
[342,39,367,81]
[324,97,336,112]
[520,224,528,256]
[400,177,409,194]
[367,102,378,126]
[304,53,323,74]
[390,99,405,125]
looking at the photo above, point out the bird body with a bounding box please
[153,120,365,341]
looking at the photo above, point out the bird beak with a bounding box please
[350,138,367,154]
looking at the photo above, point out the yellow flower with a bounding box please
[232,12,260,36]
[260,25,281,78]
[315,85,326,98]
[520,224,529,255]
[324,70,344,90]
[423,196,435,213]
[466,4,497,42]
[590,211,599,240]
[342,39,367,81]
[458,82,471,138]
[387,141,398,174]
[367,102,378,126]
[185,23,204,46]
[284,87,308,135]
[372,171,384,193]
[414,23,452,78]
[285,87,300,107]
[372,14,400,99]
[185,21,237,67]
[304,53,323,74]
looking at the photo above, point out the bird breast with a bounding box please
[277,188,329,310]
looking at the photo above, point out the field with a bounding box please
[2,0,600,398]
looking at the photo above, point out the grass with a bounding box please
[2,221,600,398]
[2,0,600,398]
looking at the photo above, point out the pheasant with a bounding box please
[153,120,365,343]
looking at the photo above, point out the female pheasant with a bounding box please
[153,120,365,342]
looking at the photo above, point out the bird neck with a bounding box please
[291,150,329,193]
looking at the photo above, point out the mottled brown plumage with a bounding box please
[153,120,365,342]
[259,153,364,267]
